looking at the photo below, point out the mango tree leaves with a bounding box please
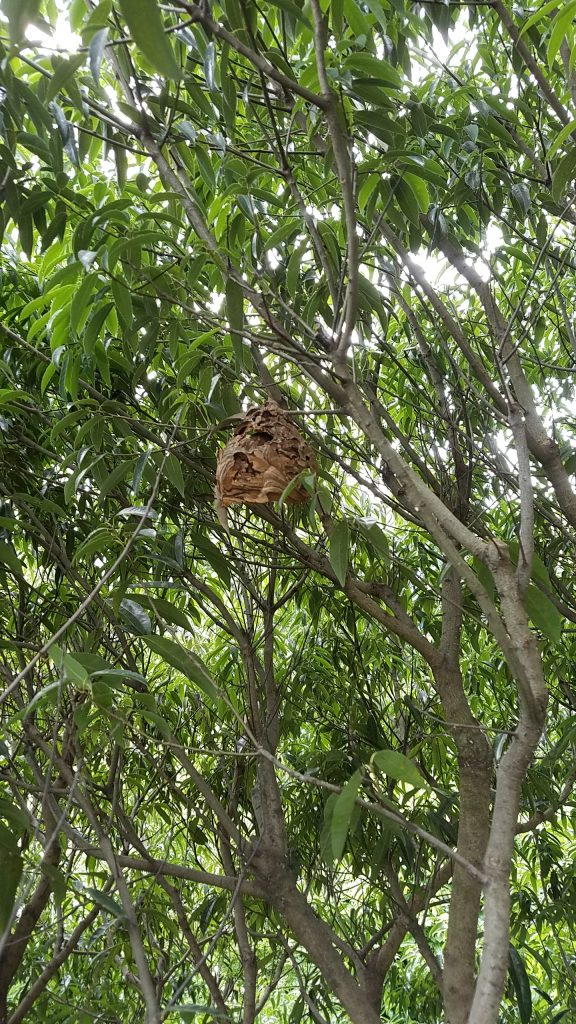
[329,522,349,586]
[524,587,563,644]
[330,770,362,861]
[0,0,575,1020]
[509,945,533,1024]
[118,0,181,79]
[143,635,219,702]
[371,750,429,790]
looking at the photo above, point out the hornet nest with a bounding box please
[215,400,317,528]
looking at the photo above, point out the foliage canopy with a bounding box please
[1,1,576,1023]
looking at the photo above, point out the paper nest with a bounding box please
[215,401,317,524]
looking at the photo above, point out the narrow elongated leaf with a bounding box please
[89,27,109,84]
[164,453,186,498]
[511,182,531,215]
[12,682,61,720]
[119,599,152,635]
[0,799,29,834]
[329,521,349,586]
[518,0,566,37]
[509,944,533,1024]
[552,148,576,203]
[320,793,338,864]
[47,54,85,102]
[343,54,402,89]
[125,594,194,633]
[0,541,23,578]
[331,770,362,861]
[73,528,119,562]
[524,586,562,643]
[372,750,428,789]
[111,279,133,330]
[359,522,389,561]
[403,172,430,212]
[118,0,181,79]
[143,636,218,701]
[70,271,98,337]
[49,644,90,688]
[4,0,41,44]
[547,3,576,70]
[85,887,127,920]
[204,41,216,92]
[548,119,576,160]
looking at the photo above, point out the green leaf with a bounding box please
[271,0,311,24]
[141,709,174,739]
[518,0,560,36]
[371,749,428,789]
[48,644,90,688]
[175,1007,230,1021]
[331,770,362,861]
[395,178,420,226]
[85,887,127,920]
[264,218,300,252]
[118,0,181,79]
[70,271,99,337]
[164,453,186,498]
[114,144,127,190]
[524,586,562,643]
[363,0,388,29]
[111,279,133,330]
[3,0,41,44]
[278,469,314,509]
[12,682,61,720]
[119,599,152,635]
[403,172,430,213]
[471,557,495,601]
[508,542,552,591]
[41,862,67,903]
[329,521,349,586]
[547,2,576,69]
[358,521,389,561]
[547,119,576,160]
[47,54,86,103]
[343,54,403,89]
[510,182,531,215]
[509,944,532,1024]
[89,27,109,84]
[73,528,119,562]
[92,679,114,708]
[0,799,29,835]
[0,821,18,852]
[0,389,32,408]
[204,41,216,92]
[320,793,338,863]
[551,148,576,203]
[143,636,219,702]
[125,594,194,633]
[0,541,24,578]
[99,459,135,500]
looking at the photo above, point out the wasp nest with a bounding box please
[215,401,317,525]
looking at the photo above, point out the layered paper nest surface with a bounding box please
[215,401,317,508]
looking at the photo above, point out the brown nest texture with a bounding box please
[215,401,317,520]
